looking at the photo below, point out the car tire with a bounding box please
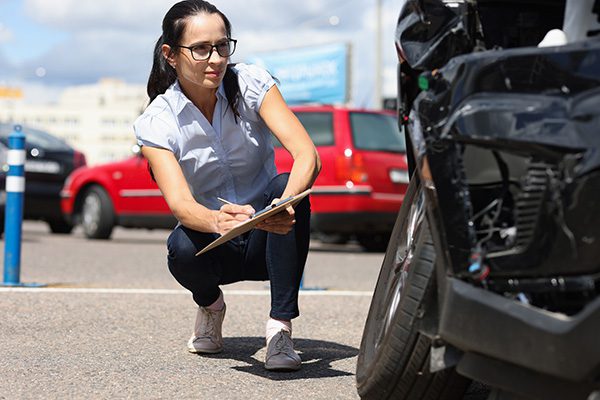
[48,219,73,234]
[356,176,469,400]
[81,185,115,240]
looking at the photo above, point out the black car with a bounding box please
[0,123,87,235]
[357,1,600,400]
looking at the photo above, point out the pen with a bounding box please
[217,197,235,205]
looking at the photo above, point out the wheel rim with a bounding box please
[82,192,101,233]
[375,185,425,351]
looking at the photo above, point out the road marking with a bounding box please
[0,287,373,297]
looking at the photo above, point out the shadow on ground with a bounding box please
[196,336,358,380]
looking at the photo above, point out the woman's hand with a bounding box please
[255,198,296,235]
[216,204,255,235]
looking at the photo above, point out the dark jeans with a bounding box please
[166,174,311,320]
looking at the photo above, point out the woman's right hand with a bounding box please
[216,204,255,235]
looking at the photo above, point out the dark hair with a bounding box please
[147,0,240,118]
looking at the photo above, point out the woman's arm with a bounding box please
[255,85,321,235]
[259,85,321,199]
[142,146,254,234]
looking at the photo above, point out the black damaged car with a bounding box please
[357,1,600,400]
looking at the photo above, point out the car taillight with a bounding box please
[73,150,87,169]
[335,150,368,184]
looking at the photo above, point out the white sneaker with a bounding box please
[187,304,226,354]
[264,329,301,371]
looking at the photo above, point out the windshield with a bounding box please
[350,112,405,153]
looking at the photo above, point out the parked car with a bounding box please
[356,1,600,400]
[60,151,176,239]
[275,105,409,251]
[61,106,409,247]
[0,123,86,235]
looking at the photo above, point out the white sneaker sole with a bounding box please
[187,344,223,354]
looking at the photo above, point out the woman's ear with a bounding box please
[162,44,177,68]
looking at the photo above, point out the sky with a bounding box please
[0,0,401,107]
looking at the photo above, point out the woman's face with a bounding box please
[165,13,229,93]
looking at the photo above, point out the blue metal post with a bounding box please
[3,125,26,285]
[1,125,43,287]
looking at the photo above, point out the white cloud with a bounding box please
[19,28,154,85]
[24,0,168,33]
[0,23,13,43]
[16,0,401,107]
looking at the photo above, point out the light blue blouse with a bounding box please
[134,63,278,212]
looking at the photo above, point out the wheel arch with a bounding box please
[72,181,117,224]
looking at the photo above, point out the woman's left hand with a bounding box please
[255,198,295,235]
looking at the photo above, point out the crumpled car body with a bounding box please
[411,35,600,397]
[414,39,600,282]
[357,1,600,399]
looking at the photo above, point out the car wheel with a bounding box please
[48,219,73,234]
[81,185,115,239]
[356,176,469,400]
[357,233,390,252]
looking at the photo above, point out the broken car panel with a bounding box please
[355,0,600,399]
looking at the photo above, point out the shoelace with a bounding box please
[273,332,295,356]
[197,309,217,339]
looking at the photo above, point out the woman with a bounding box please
[134,0,320,371]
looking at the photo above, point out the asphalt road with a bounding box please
[0,222,384,400]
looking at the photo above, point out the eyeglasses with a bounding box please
[174,38,237,61]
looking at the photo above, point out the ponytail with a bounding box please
[147,35,178,103]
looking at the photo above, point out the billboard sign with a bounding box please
[248,42,349,105]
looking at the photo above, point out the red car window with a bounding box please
[349,112,405,153]
[272,112,334,147]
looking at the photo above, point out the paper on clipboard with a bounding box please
[195,188,312,256]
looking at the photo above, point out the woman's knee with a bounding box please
[167,227,197,265]
[265,173,290,199]
[167,227,220,286]
[166,226,218,276]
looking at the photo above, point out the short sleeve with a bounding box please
[133,104,180,158]
[234,63,277,113]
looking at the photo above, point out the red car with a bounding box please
[61,105,408,250]
[275,105,409,250]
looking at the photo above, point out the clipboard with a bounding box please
[195,188,312,256]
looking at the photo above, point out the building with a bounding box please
[0,79,148,166]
